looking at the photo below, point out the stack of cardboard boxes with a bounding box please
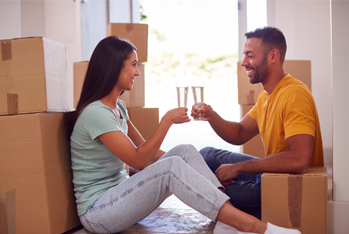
[0,38,80,233]
[74,23,159,141]
[237,60,328,233]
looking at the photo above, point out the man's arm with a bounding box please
[192,104,259,145]
[215,134,314,183]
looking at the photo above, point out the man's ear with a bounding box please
[269,49,280,64]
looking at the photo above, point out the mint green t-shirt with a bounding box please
[71,100,130,216]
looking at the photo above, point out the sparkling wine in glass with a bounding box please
[192,83,206,120]
[176,84,189,108]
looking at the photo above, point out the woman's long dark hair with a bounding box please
[68,36,136,136]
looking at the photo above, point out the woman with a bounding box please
[70,36,301,234]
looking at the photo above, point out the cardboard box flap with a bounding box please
[262,167,328,177]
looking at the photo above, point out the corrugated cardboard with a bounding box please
[120,63,145,108]
[261,167,328,234]
[0,37,69,115]
[237,60,312,105]
[0,112,80,234]
[240,105,265,158]
[73,61,89,108]
[107,23,148,62]
[73,62,145,109]
[128,107,159,141]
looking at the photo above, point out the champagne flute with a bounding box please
[176,82,189,108]
[192,82,206,120]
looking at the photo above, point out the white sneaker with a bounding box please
[213,221,238,234]
[265,223,302,234]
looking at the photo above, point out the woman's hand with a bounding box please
[163,107,191,124]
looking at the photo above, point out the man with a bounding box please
[191,27,324,223]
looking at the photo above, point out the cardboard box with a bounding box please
[261,167,328,234]
[0,37,69,115]
[120,63,145,108]
[237,61,264,105]
[284,60,311,91]
[0,112,80,234]
[128,107,159,141]
[237,60,312,105]
[73,61,89,108]
[240,105,265,158]
[107,23,148,62]
[73,62,145,109]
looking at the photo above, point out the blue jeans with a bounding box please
[200,147,262,219]
[79,144,229,234]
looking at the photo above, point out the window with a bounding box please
[141,0,240,152]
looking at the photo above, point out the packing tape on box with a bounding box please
[0,202,8,234]
[126,24,134,33]
[1,40,12,61]
[288,175,303,228]
[0,190,15,234]
[7,94,18,115]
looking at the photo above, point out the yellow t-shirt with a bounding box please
[248,74,324,167]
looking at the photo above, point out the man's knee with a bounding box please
[199,146,215,159]
[199,147,220,171]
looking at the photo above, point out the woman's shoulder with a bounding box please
[82,101,112,117]
[83,101,101,112]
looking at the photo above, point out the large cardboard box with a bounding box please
[0,37,69,115]
[128,107,159,141]
[73,61,89,108]
[237,60,312,105]
[240,105,265,158]
[73,62,145,109]
[261,167,328,234]
[120,63,145,108]
[0,112,80,234]
[107,23,148,62]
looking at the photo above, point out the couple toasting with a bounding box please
[70,26,323,234]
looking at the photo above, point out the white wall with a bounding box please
[20,0,44,37]
[43,0,82,111]
[0,0,21,39]
[332,0,349,203]
[80,0,108,61]
[267,0,333,165]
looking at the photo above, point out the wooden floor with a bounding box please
[65,195,215,234]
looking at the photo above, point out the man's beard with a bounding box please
[250,54,268,84]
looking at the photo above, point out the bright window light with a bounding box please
[246,0,267,32]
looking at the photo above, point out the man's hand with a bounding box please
[191,103,213,121]
[215,164,240,185]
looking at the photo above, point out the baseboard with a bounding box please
[328,200,349,234]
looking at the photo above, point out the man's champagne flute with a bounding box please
[192,82,206,120]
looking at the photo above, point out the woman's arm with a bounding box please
[127,120,166,164]
[99,107,190,170]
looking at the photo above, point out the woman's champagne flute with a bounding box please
[176,82,189,108]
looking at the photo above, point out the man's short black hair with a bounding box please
[245,27,287,63]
